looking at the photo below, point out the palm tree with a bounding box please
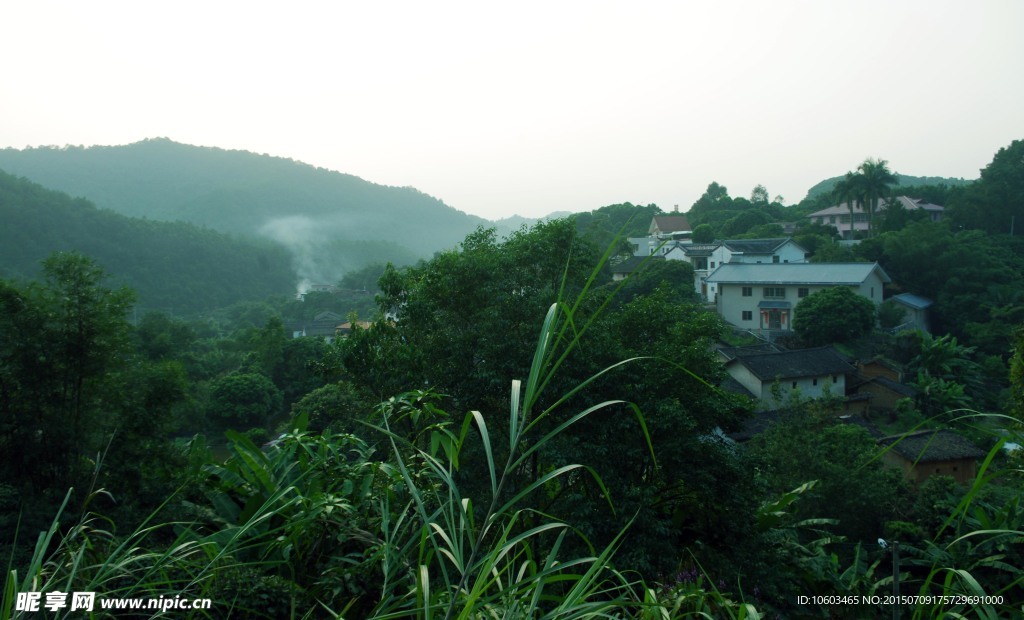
[855,158,898,236]
[831,171,861,240]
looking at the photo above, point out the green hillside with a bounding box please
[0,138,489,265]
[802,173,973,202]
[0,169,297,314]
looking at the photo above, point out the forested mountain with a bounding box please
[802,173,973,202]
[0,139,488,282]
[0,169,296,313]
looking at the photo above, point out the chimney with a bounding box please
[674,204,679,212]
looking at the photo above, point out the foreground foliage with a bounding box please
[3,224,1024,618]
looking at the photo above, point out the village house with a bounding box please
[878,429,985,486]
[609,255,662,281]
[632,214,693,256]
[664,238,810,299]
[718,346,856,410]
[704,262,891,332]
[847,358,918,412]
[807,196,944,239]
[291,311,345,342]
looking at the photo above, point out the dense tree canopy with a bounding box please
[793,286,876,345]
[337,218,753,576]
[0,253,136,489]
[0,170,296,313]
[948,139,1024,234]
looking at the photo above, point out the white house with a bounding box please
[720,346,856,410]
[662,238,811,299]
[704,262,891,332]
[807,196,944,239]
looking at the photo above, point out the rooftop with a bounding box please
[878,429,985,463]
[721,238,792,254]
[891,292,934,310]
[808,196,945,218]
[610,255,663,274]
[705,262,891,285]
[726,346,856,381]
[649,214,692,235]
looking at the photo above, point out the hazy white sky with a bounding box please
[2,1,1022,220]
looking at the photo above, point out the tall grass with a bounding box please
[360,232,662,617]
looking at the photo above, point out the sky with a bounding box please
[2,1,1022,221]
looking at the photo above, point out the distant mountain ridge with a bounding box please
[803,173,974,202]
[0,169,296,313]
[0,139,490,283]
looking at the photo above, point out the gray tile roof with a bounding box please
[807,196,945,218]
[878,429,985,463]
[716,343,784,361]
[727,346,856,381]
[650,215,692,234]
[610,255,661,274]
[856,375,918,397]
[721,238,790,254]
[705,262,891,285]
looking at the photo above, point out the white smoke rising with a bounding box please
[259,216,335,295]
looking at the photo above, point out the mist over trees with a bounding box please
[0,170,295,313]
[0,138,487,285]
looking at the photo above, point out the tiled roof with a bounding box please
[650,215,692,234]
[727,346,855,381]
[705,262,891,285]
[683,243,720,256]
[855,376,918,397]
[721,238,790,254]
[716,343,784,361]
[878,429,985,463]
[610,255,663,274]
[808,196,945,218]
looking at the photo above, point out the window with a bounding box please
[791,381,797,389]
[742,310,752,321]
[710,261,716,268]
[763,287,785,299]
[742,286,752,297]
[812,378,818,386]
[798,287,809,298]
[871,287,875,299]
[829,216,836,224]
[832,375,838,384]
[773,255,780,263]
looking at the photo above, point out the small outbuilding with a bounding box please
[878,429,985,486]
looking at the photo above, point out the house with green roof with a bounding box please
[704,262,891,332]
[890,292,934,333]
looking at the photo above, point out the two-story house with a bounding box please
[704,262,891,332]
[807,196,944,239]
[663,238,810,299]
